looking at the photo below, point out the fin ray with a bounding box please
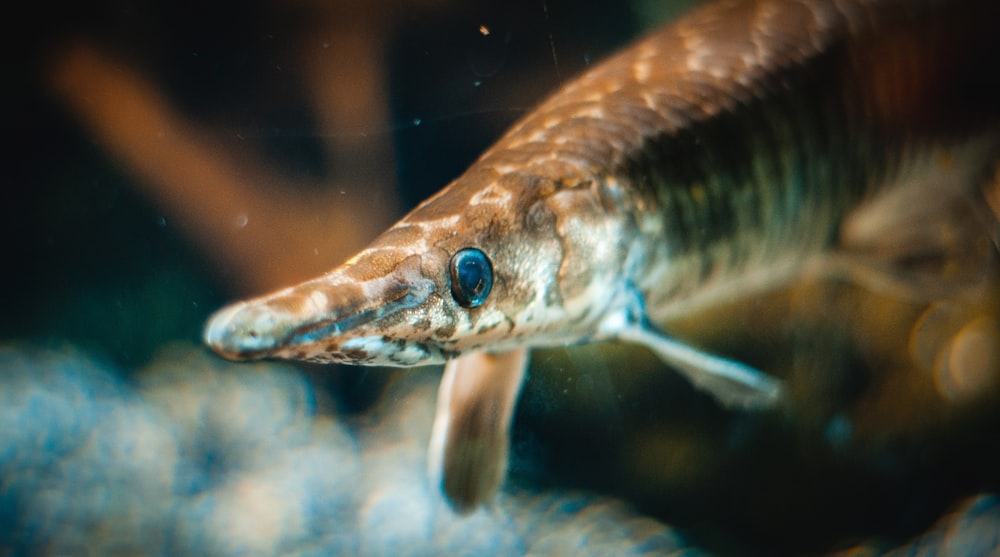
[427,349,529,513]
[618,324,783,410]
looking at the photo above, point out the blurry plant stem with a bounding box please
[48,20,401,296]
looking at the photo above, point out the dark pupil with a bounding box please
[450,248,493,308]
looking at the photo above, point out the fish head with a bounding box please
[203,167,632,366]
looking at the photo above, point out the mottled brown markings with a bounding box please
[343,249,413,282]
[603,98,675,142]
[372,225,425,250]
[434,323,457,339]
[260,293,310,315]
[469,183,513,207]
[495,0,853,189]
[342,348,368,361]
[475,320,502,335]
[406,170,499,222]
[497,312,517,336]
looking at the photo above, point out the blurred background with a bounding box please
[3,0,999,554]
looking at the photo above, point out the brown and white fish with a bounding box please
[204,0,999,512]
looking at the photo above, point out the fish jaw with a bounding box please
[203,254,450,365]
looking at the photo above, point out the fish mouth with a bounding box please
[203,302,262,360]
[203,273,437,362]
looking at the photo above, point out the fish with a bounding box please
[203,0,999,512]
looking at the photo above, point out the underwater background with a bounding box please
[4,0,999,555]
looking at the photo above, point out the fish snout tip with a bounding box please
[203,302,280,361]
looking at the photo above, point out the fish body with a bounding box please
[205,0,999,512]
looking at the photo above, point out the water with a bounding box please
[4,0,999,554]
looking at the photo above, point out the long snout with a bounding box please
[204,259,436,362]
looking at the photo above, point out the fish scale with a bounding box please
[204,0,999,512]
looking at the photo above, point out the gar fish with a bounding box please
[204,0,999,512]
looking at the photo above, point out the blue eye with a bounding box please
[449,248,493,308]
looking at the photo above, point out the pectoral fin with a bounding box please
[618,323,783,410]
[427,348,529,513]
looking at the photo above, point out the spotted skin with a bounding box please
[205,0,998,511]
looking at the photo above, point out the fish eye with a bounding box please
[449,248,493,308]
